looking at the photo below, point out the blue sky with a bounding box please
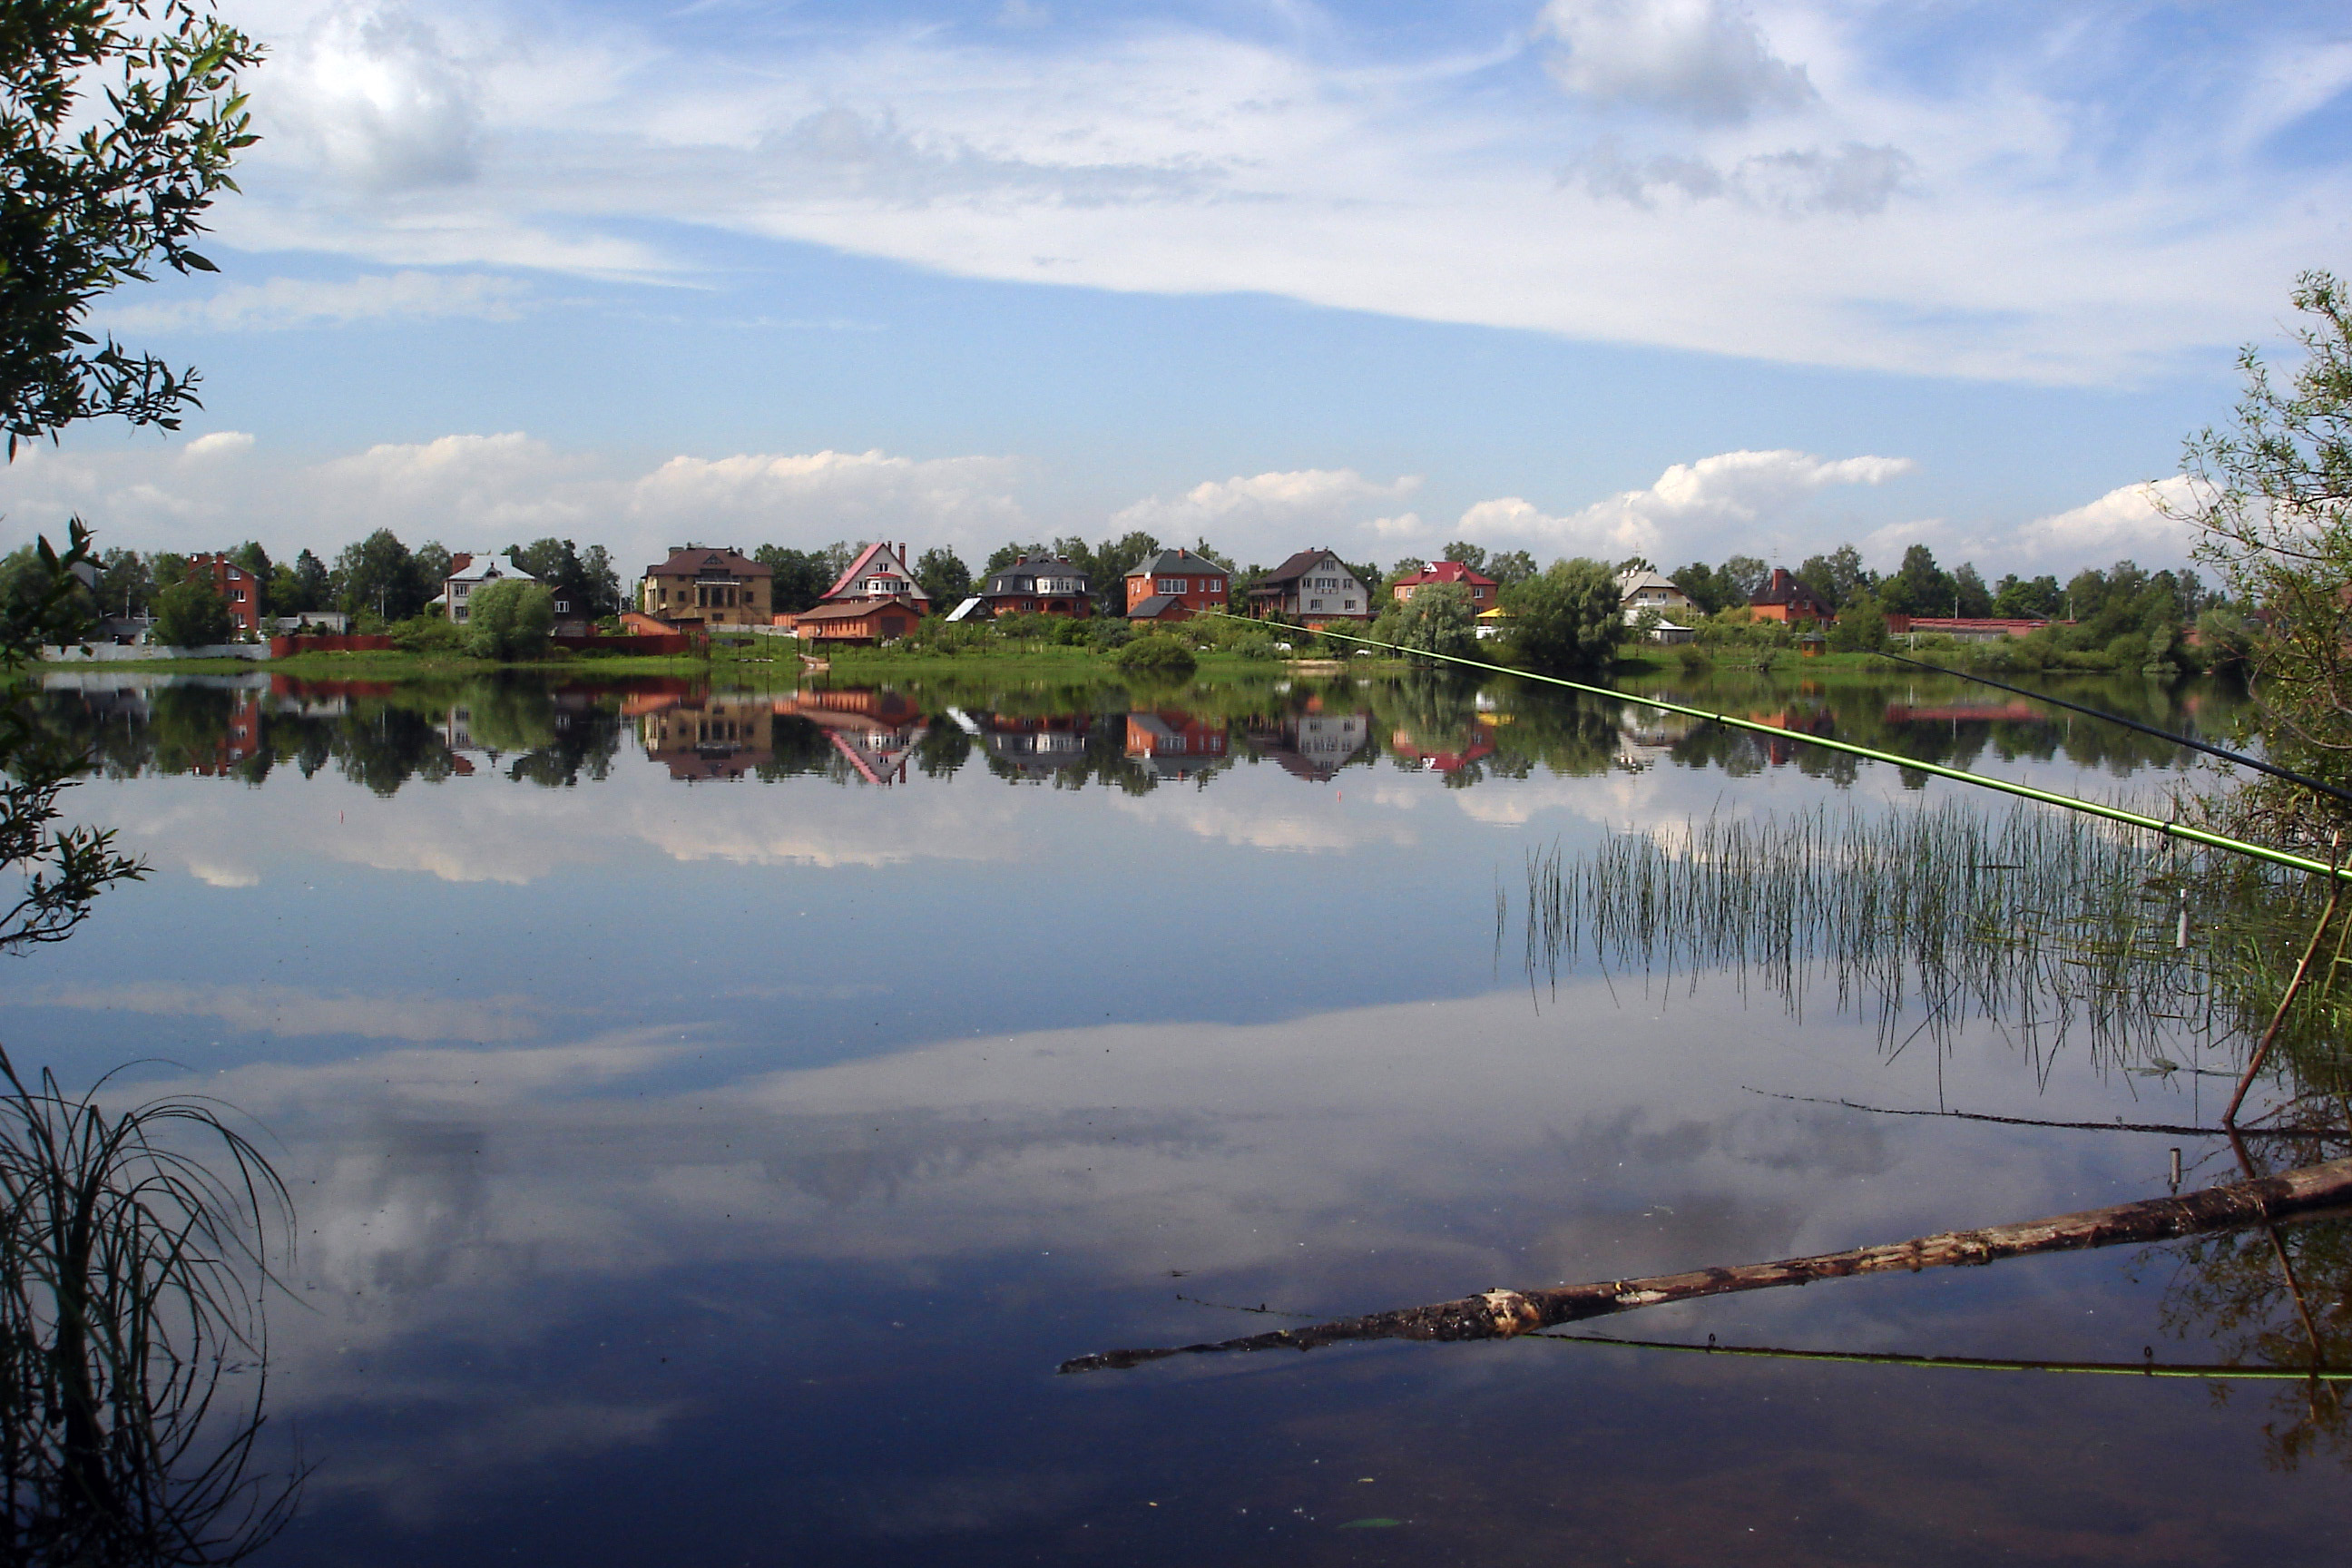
[6,0,2349,579]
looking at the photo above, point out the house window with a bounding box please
[554,599,569,613]
[1309,598,1324,610]
[230,588,244,602]
[1344,599,1357,610]
[455,583,470,598]
[1158,578,1185,593]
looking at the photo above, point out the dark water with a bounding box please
[8,663,2345,1565]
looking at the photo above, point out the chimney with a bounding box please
[1770,568,1792,590]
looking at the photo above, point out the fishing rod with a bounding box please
[1210,612,2352,885]
[1534,1330,2352,1382]
[1874,648,2352,808]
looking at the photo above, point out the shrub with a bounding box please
[151,579,231,648]
[389,615,466,654]
[1114,634,1197,679]
[465,580,555,660]
[1086,618,1136,652]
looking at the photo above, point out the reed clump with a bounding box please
[0,1048,298,1565]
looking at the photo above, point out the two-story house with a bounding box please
[1123,548,1230,624]
[1392,560,1498,609]
[187,553,263,634]
[1248,549,1371,626]
[1749,567,1835,625]
[1617,568,1699,642]
[976,554,1092,618]
[787,543,930,643]
[641,544,773,629]
[434,554,538,625]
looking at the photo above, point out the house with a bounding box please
[976,711,1093,781]
[1475,606,1514,641]
[1249,550,1372,625]
[1388,725,1496,776]
[433,554,538,625]
[640,544,773,628]
[1247,700,1371,781]
[1617,569,1696,627]
[1124,548,1230,623]
[784,543,932,642]
[543,583,597,635]
[187,553,263,634]
[1749,568,1835,624]
[775,688,929,784]
[976,554,1092,618]
[1393,561,1498,609]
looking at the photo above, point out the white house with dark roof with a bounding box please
[432,554,538,625]
[1247,549,1371,624]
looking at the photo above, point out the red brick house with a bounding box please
[1123,548,1230,623]
[1749,568,1835,624]
[187,553,262,634]
[785,543,931,642]
[1124,710,1228,779]
[1391,560,1497,609]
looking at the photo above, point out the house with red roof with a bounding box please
[1391,560,1498,610]
[786,543,931,643]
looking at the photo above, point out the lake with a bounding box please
[6,662,2345,1565]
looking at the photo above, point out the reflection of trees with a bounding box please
[2162,1214,2352,1472]
[0,1053,299,1563]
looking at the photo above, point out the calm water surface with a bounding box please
[7,664,2342,1565]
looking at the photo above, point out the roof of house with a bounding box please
[445,554,537,583]
[647,545,771,580]
[821,543,924,602]
[1127,594,1185,619]
[792,595,924,623]
[1125,547,1227,579]
[1254,548,1346,588]
[1399,560,1496,589]
[1750,569,1834,614]
[1616,569,1684,598]
[945,596,986,622]
[981,554,1090,594]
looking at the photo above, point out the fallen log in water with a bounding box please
[1059,1157,2352,1374]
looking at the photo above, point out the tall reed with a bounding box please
[0,1048,298,1564]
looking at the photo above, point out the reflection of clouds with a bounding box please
[1110,774,1419,853]
[28,981,544,1044]
[616,788,1027,869]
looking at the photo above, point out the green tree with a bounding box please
[1436,542,1487,573]
[505,536,583,589]
[1952,561,1993,618]
[914,545,971,604]
[151,575,230,647]
[1486,549,1538,587]
[1881,544,1956,616]
[464,579,554,660]
[1388,580,1476,662]
[1670,561,1728,613]
[0,2,263,453]
[576,544,622,616]
[1992,573,2063,619]
[1718,554,1769,603]
[0,544,94,642]
[754,545,834,613]
[1795,544,1869,607]
[333,529,426,622]
[1828,590,1890,652]
[94,545,149,617]
[1504,558,1622,673]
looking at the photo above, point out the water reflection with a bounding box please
[27,666,2251,805]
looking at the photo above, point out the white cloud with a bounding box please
[628,450,1028,552]
[2012,475,2196,564]
[1536,0,1816,122]
[181,431,256,460]
[1567,136,1915,215]
[102,272,532,332]
[269,1,486,191]
[1110,469,1418,546]
[1448,448,1914,560]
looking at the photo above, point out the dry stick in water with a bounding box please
[2224,835,2346,1127]
[1059,1158,2352,1374]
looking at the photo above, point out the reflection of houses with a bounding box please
[639,692,777,781]
[1743,706,1837,766]
[190,689,265,775]
[1248,703,1370,781]
[1616,708,1695,769]
[1885,701,2047,725]
[1387,726,1495,775]
[978,711,1093,780]
[1124,710,1228,780]
[775,688,929,785]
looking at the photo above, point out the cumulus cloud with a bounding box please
[628,450,1027,547]
[1567,137,1915,216]
[1536,0,1815,122]
[1454,449,1914,558]
[181,431,256,460]
[267,2,486,191]
[1110,469,1418,540]
[101,272,533,332]
[2012,475,2196,564]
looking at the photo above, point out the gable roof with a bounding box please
[980,554,1090,594]
[823,542,925,602]
[445,554,537,584]
[1256,548,1347,587]
[1399,560,1496,590]
[647,545,771,580]
[1616,569,1684,598]
[1750,568,1833,614]
[1127,594,1185,619]
[1125,547,1228,579]
[791,595,925,623]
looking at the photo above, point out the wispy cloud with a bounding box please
[101,271,533,332]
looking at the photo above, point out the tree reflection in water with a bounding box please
[0,1050,298,1565]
